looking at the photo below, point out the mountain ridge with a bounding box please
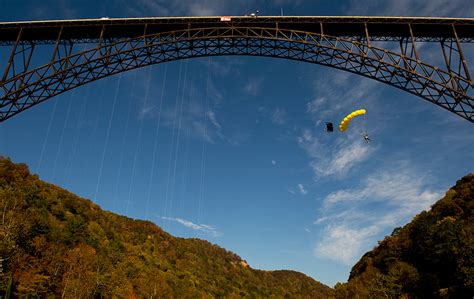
[0,157,332,298]
[1,156,472,298]
[334,173,473,298]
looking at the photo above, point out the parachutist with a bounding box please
[363,132,370,143]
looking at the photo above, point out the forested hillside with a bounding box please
[334,174,474,298]
[1,156,472,298]
[0,157,332,298]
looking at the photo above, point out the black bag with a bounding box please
[326,122,334,132]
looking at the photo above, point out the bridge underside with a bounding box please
[0,16,473,122]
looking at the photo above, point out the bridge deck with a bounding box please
[1,16,474,43]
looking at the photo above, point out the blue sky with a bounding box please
[1,0,474,287]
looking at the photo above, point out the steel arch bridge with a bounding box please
[1,16,474,122]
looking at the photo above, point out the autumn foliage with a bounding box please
[334,173,474,298]
[1,156,472,298]
[0,157,332,298]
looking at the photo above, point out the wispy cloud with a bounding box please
[318,141,371,177]
[297,129,374,179]
[29,4,50,19]
[199,57,244,79]
[206,79,226,104]
[313,209,356,225]
[296,69,384,180]
[124,0,304,18]
[322,171,439,210]
[315,225,378,264]
[161,101,217,143]
[207,110,222,130]
[298,183,308,195]
[271,160,277,166]
[346,0,474,17]
[161,216,220,237]
[244,78,263,96]
[271,108,288,125]
[287,184,308,195]
[154,79,247,145]
[125,0,224,17]
[138,105,155,119]
[151,72,237,145]
[313,165,441,264]
[257,106,290,127]
[306,97,327,119]
[307,70,381,122]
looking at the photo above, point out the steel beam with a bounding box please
[0,17,473,122]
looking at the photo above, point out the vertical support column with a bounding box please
[1,28,37,113]
[2,28,23,82]
[50,26,64,64]
[60,39,74,85]
[440,25,472,95]
[408,24,420,62]
[97,25,113,72]
[144,23,153,63]
[440,38,452,71]
[360,22,372,57]
[364,22,371,48]
[319,22,324,44]
[57,39,74,66]
[97,25,106,48]
[398,24,421,74]
[440,38,459,92]
[22,43,35,73]
[143,23,149,44]
[399,25,420,63]
[452,25,471,82]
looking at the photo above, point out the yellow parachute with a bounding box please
[338,109,366,132]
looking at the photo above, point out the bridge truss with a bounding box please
[0,16,473,122]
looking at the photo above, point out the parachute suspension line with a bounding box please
[64,83,92,187]
[163,60,184,229]
[168,60,189,225]
[126,65,153,216]
[363,111,367,136]
[113,70,138,212]
[358,107,368,140]
[145,63,168,220]
[197,57,212,232]
[94,72,123,203]
[51,88,76,182]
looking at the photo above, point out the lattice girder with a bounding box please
[1,26,473,122]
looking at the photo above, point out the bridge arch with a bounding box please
[1,20,473,122]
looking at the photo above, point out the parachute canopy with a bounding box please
[339,109,366,132]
